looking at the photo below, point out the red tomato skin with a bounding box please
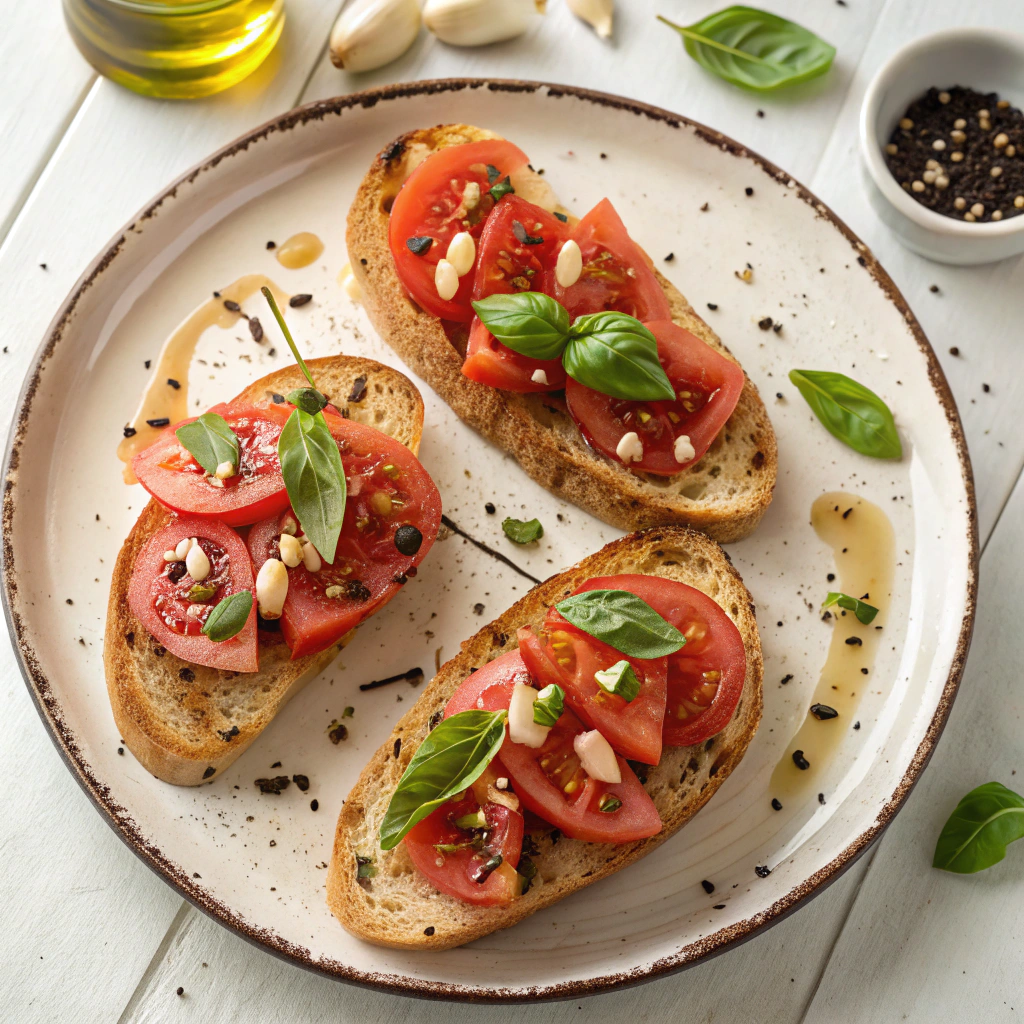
[128,516,258,673]
[388,140,530,322]
[569,575,747,748]
[556,198,672,323]
[133,403,290,527]
[566,320,746,476]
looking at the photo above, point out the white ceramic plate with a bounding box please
[2,81,976,1000]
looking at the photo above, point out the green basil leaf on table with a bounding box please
[277,409,347,565]
[594,660,641,702]
[658,7,836,92]
[789,369,902,459]
[533,684,565,727]
[564,312,675,401]
[378,709,508,851]
[502,517,544,545]
[286,386,329,415]
[555,589,686,659]
[822,591,879,625]
[472,292,570,361]
[933,782,1024,874]
[175,412,239,477]
[201,590,253,643]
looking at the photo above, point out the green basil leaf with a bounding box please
[485,164,501,185]
[188,583,217,602]
[933,782,1024,873]
[201,590,253,643]
[502,516,544,544]
[555,589,686,658]
[594,660,641,702]
[489,175,514,203]
[472,292,570,361]
[533,684,565,727]
[789,370,902,459]
[175,412,239,477]
[564,312,675,401]
[658,7,836,93]
[379,709,508,851]
[278,409,346,564]
[822,591,879,624]
[286,387,329,415]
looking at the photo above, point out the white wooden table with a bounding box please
[3,2,1023,1020]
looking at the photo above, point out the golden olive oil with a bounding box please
[63,0,285,99]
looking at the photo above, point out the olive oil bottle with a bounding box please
[63,0,285,99]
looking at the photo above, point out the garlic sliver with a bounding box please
[424,0,545,48]
[567,0,612,38]
[330,0,422,73]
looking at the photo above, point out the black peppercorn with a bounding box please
[394,524,423,555]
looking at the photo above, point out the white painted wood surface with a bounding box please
[2,1,1022,1020]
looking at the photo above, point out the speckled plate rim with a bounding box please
[1,78,978,1003]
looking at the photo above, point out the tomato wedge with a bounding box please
[556,198,672,322]
[518,624,667,765]
[133,402,290,527]
[445,651,662,844]
[569,575,747,748]
[566,320,745,475]
[128,516,258,673]
[389,139,530,322]
[462,196,570,392]
[247,417,441,659]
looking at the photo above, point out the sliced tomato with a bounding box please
[566,320,745,475]
[444,651,662,844]
[462,196,569,392]
[247,417,441,659]
[518,624,667,765]
[133,402,289,527]
[569,575,747,748]
[389,139,530,322]
[556,198,672,322]
[128,516,258,673]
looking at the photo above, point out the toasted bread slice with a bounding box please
[347,124,777,544]
[104,356,425,786]
[328,526,763,950]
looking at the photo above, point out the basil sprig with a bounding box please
[658,7,836,93]
[555,589,686,659]
[533,683,565,727]
[472,292,674,402]
[789,369,902,460]
[175,412,239,477]
[934,782,1024,874]
[502,516,544,544]
[822,591,878,625]
[595,660,641,702]
[201,590,253,642]
[379,709,508,851]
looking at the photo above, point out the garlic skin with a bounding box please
[424,0,545,48]
[567,0,613,38]
[330,0,422,73]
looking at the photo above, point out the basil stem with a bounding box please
[594,660,641,702]
[175,412,239,477]
[502,517,544,545]
[822,591,879,624]
[934,782,1024,873]
[201,590,253,643]
[261,286,322,395]
[472,293,570,362]
[533,683,565,727]
[379,709,508,851]
[556,589,686,659]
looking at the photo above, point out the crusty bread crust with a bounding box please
[104,356,425,786]
[327,526,763,950]
[347,124,777,544]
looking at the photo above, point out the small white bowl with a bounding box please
[860,27,1024,265]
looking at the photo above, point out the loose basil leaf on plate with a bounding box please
[379,709,508,851]
[286,386,329,415]
[822,591,879,624]
[658,7,836,92]
[472,292,570,361]
[201,590,253,643]
[594,660,641,702]
[933,782,1024,874]
[502,516,544,544]
[533,683,565,727]
[175,411,239,477]
[789,369,902,460]
[278,409,346,565]
[555,589,686,659]
[564,312,675,401]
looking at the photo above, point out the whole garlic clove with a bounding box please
[424,0,545,48]
[567,0,613,38]
[330,0,422,73]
